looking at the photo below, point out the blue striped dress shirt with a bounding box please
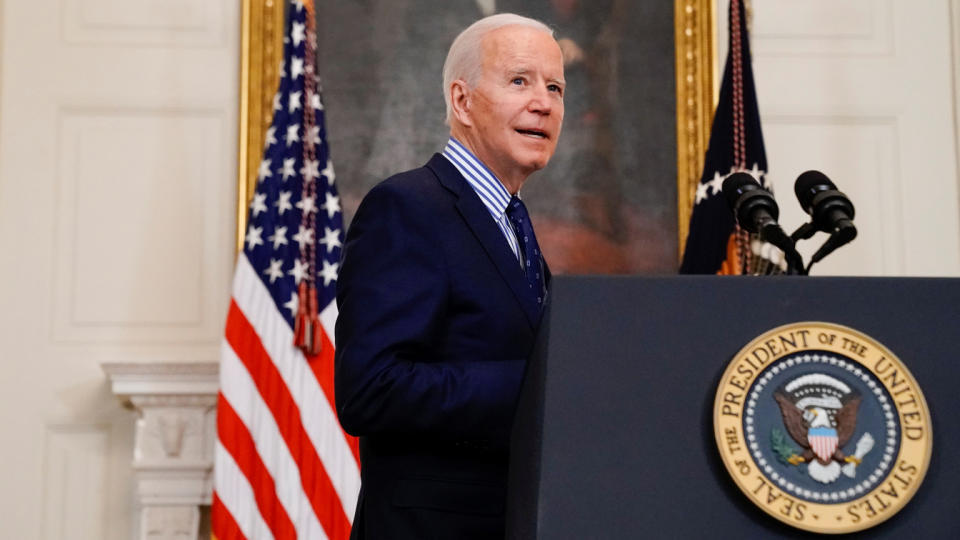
[442,137,523,265]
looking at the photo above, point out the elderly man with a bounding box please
[335,13,564,539]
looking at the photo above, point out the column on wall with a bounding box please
[102,362,218,540]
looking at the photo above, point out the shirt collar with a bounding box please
[442,137,512,220]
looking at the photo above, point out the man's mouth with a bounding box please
[515,128,548,139]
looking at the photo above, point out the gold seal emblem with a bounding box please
[714,322,932,533]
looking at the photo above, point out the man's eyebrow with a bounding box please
[547,77,566,87]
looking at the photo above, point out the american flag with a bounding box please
[212,1,360,539]
[679,0,775,275]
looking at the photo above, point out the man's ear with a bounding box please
[450,80,473,127]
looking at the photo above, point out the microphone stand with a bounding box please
[789,221,856,275]
[760,225,806,275]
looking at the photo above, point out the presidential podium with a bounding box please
[507,276,960,538]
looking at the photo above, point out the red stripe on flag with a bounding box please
[217,393,297,540]
[306,327,361,466]
[225,300,353,540]
[211,492,247,540]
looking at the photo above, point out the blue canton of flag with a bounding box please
[244,0,342,347]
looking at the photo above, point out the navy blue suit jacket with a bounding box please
[335,154,547,539]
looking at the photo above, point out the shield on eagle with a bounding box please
[808,426,839,463]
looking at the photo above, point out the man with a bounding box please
[335,13,565,539]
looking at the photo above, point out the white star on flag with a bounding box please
[289,258,309,284]
[319,227,342,253]
[275,191,293,215]
[296,195,317,215]
[257,159,272,182]
[708,171,725,196]
[292,22,306,46]
[281,157,296,180]
[286,124,300,146]
[322,192,341,219]
[301,159,320,182]
[311,93,323,111]
[319,260,339,286]
[283,291,298,316]
[291,57,305,80]
[268,225,288,250]
[245,225,263,250]
[292,225,315,249]
[264,126,277,148]
[749,163,766,185]
[306,125,321,146]
[289,90,302,113]
[263,259,284,283]
[695,181,710,205]
[251,193,268,216]
[321,159,336,184]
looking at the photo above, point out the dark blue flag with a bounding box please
[680,0,774,274]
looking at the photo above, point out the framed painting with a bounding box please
[238,0,716,274]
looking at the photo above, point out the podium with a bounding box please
[507,276,959,538]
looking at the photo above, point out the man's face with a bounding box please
[466,26,565,187]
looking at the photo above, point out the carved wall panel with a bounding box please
[42,426,110,540]
[53,108,230,344]
[62,0,226,46]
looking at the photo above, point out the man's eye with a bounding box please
[548,84,563,96]
[511,78,524,85]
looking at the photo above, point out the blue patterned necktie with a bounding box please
[506,196,547,308]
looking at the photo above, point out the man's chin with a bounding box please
[515,148,555,172]
[517,160,549,178]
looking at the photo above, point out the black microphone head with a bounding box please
[722,172,779,233]
[794,170,855,232]
[722,172,763,210]
[794,170,837,212]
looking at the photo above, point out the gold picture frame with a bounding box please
[237,0,284,252]
[674,0,718,259]
[237,0,717,261]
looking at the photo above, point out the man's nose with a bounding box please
[527,85,553,115]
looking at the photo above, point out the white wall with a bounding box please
[719,0,960,275]
[0,0,238,538]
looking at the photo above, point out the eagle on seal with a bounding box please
[773,373,862,483]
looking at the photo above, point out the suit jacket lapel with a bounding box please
[426,154,542,328]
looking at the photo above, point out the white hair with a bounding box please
[442,13,554,124]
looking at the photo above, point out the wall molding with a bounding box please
[52,106,228,345]
[61,0,226,47]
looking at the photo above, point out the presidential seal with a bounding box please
[714,322,932,534]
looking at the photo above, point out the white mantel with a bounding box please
[102,362,219,540]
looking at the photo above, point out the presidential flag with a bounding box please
[212,1,360,539]
[680,0,777,275]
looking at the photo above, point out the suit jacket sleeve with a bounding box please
[334,180,526,444]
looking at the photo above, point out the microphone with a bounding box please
[722,172,803,273]
[793,171,857,264]
[722,172,779,234]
